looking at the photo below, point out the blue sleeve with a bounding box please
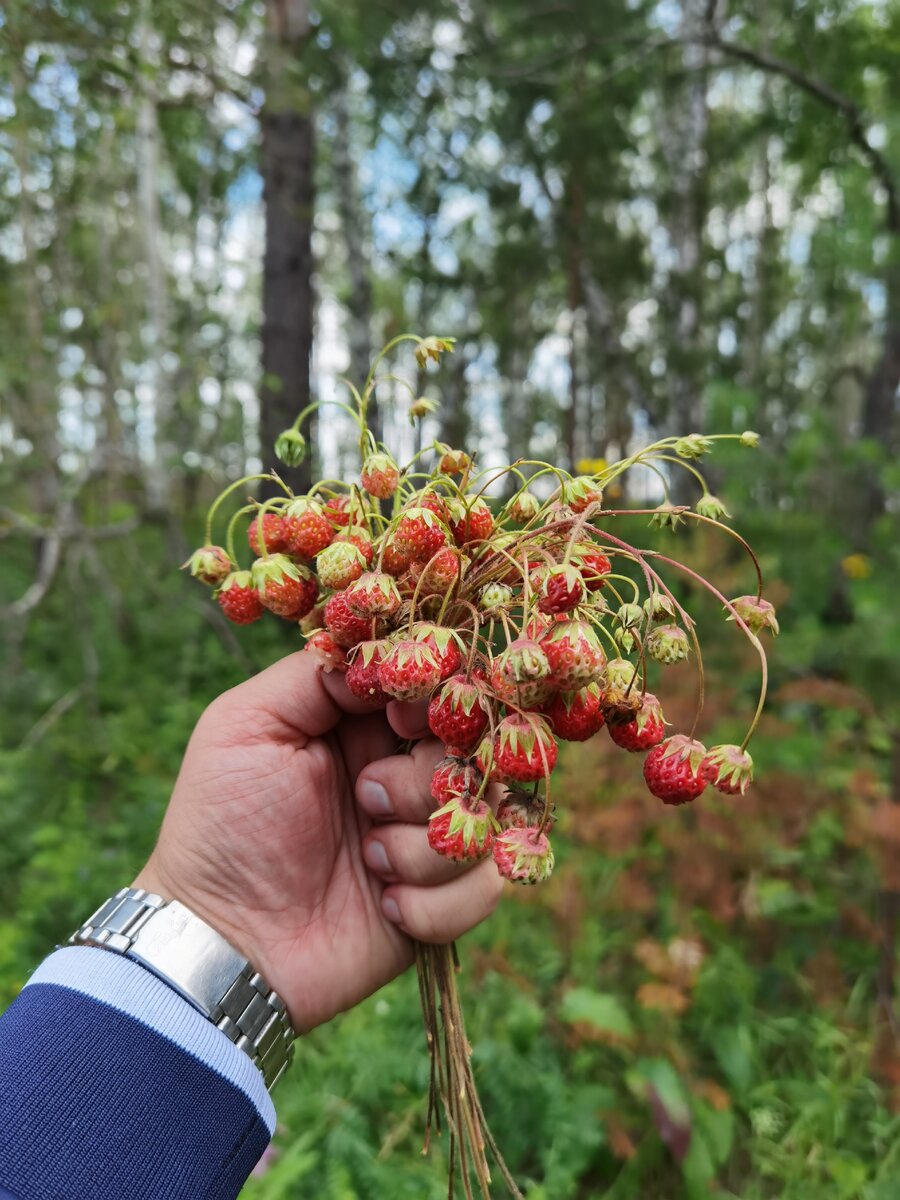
[0,947,276,1200]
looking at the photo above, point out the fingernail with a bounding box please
[359,779,392,816]
[364,840,391,875]
[382,896,402,924]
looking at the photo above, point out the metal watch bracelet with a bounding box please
[69,887,295,1090]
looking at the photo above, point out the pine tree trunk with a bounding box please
[260,0,314,494]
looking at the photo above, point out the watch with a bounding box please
[69,887,295,1090]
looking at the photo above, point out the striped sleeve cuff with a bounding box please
[0,947,276,1200]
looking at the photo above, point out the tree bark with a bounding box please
[333,82,379,443]
[260,0,314,494]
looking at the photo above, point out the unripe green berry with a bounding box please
[275,428,307,466]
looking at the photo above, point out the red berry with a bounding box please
[489,637,552,708]
[643,735,708,805]
[538,619,605,690]
[361,452,400,500]
[411,622,463,681]
[576,549,612,591]
[303,629,346,671]
[492,826,555,884]
[345,640,391,705]
[431,756,484,805]
[418,491,449,521]
[537,564,585,614]
[251,554,318,619]
[491,713,558,783]
[427,794,494,862]
[393,508,451,562]
[248,512,287,556]
[557,476,603,514]
[324,495,352,527]
[283,498,334,559]
[324,590,379,649]
[381,540,412,577]
[428,675,490,754]
[438,448,471,475]
[335,528,374,568]
[448,498,494,546]
[496,789,545,830]
[378,639,443,701]
[608,692,666,752]
[541,684,605,741]
[417,547,464,595]
[345,571,401,618]
[217,571,265,625]
[701,744,754,795]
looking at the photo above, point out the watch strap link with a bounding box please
[70,887,294,1090]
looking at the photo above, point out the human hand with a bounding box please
[133,652,504,1033]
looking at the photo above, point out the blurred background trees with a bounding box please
[2,2,900,1196]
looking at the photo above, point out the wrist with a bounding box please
[132,857,266,986]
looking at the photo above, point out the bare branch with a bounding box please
[695,33,899,233]
[1,533,62,620]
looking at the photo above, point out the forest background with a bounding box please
[2,1,900,1196]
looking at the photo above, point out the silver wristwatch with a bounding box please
[69,887,295,1090]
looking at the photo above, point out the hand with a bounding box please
[133,652,504,1033]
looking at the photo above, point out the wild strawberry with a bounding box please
[508,490,541,524]
[251,554,317,619]
[608,692,666,751]
[428,674,490,754]
[556,476,603,514]
[217,570,265,625]
[393,507,451,562]
[335,528,374,567]
[538,619,605,690]
[701,744,754,795]
[427,794,494,862]
[379,639,443,701]
[604,657,638,690]
[438,448,471,475]
[431,756,484,806]
[411,622,464,680]
[489,638,553,708]
[496,789,545,830]
[645,624,691,664]
[345,640,391,705]
[323,495,352,527]
[728,595,780,636]
[491,713,558,783]
[316,541,367,590]
[381,539,412,578]
[643,592,677,622]
[447,498,494,546]
[324,590,381,649]
[303,629,346,671]
[541,684,605,742]
[478,582,513,614]
[184,545,232,586]
[643,735,708,806]
[247,511,288,556]
[282,497,334,559]
[538,564,584,614]
[574,547,612,591]
[492,826,555,884]
[417,547,464,595]
[418,491,449,521]
[345,571,401,618]
[361,452,400,499]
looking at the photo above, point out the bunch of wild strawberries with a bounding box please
[186,336,777,887]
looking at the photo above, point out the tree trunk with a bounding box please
[260,0,314,494]
[660,0,710,501]
[333,81,379,443]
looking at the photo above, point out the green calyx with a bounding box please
[275,428,307,466]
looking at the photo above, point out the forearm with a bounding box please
[0,946,274,1200]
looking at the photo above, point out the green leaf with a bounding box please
[558,988,635,1038]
